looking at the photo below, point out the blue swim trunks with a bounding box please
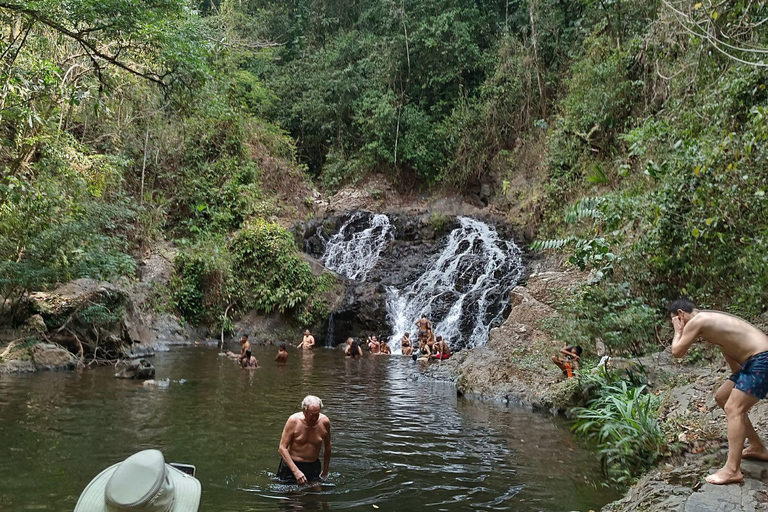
[729,351,768,399]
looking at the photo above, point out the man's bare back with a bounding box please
[673,310,768,364]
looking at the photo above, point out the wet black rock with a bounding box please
[294,211,525,348]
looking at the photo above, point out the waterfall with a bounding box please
[322,212,394,280]
[325,313,335,347]
[385,217,523,351]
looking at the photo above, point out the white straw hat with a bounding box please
[74,449,201,512]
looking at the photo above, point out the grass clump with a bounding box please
[571,367,665,486]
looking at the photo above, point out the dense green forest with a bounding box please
[2,0,768,352]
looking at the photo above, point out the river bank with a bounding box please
[417,254,768,511]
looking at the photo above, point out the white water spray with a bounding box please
[322,212,394,280]
[386,217,523,352]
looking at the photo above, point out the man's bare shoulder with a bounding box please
[697,310,751,326]
[287,412,304,423]
[319,413,330,425]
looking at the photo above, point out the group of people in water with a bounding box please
[227,315,452,365]
[342,315,451,361]
[223,316,455,362]
[397,315,451,360]
[225,334,289,368]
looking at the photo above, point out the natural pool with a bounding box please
[0,346,618,511]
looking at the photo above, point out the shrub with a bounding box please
[230,220,331,325]
[571,367,665,485]
[546,281,660,356]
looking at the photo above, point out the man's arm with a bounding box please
[671,316,702,358]
[278,417,307,484]
[321,418,332,479]
[308,336,315,347]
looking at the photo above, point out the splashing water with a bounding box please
[386,217,523,351]
[322,212,394,280]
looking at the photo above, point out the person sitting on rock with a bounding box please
[433,336,451,360]
[414,337,433,362]
[379,339,392,355]
[426,335,436,356]
[552,345,582,378]
[401,333,413,356]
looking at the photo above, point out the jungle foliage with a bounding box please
[3,0,768,344]
[0,0,329,329]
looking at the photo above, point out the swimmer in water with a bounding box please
[277,395,331,485]
[344,337,363,357]
[275,343,289,363]
[367,335,380,354]
[379,339,392,355]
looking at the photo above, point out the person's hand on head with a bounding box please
[672,314,684,333]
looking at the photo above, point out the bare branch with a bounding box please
[0,3,168,86]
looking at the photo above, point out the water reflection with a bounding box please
[0,347,617,511]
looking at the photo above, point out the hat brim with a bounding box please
[74,464,201,512]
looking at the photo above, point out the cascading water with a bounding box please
[322,212,394,280]
[316,212,524,352]
[385,217,524,352]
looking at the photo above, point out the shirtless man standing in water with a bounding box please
[670,298,768,484]
[277,395,331,484]
[297,330,315,350]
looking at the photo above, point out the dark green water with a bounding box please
[0,346,618,511]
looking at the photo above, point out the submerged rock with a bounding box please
[115,358,156,380]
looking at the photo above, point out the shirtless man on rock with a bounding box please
[670,298,768,485]
[277,395,332,485]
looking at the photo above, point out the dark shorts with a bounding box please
[729,351,768,399]
[277,459,322,484]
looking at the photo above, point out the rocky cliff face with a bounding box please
[294,211,524,347]
[420,265,587,408]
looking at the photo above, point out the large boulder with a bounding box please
[32,343,78,370]
[29,279,150,358]
[0,340,77,372]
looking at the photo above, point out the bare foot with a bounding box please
[705,467,744,485]
[742,445,768,461]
